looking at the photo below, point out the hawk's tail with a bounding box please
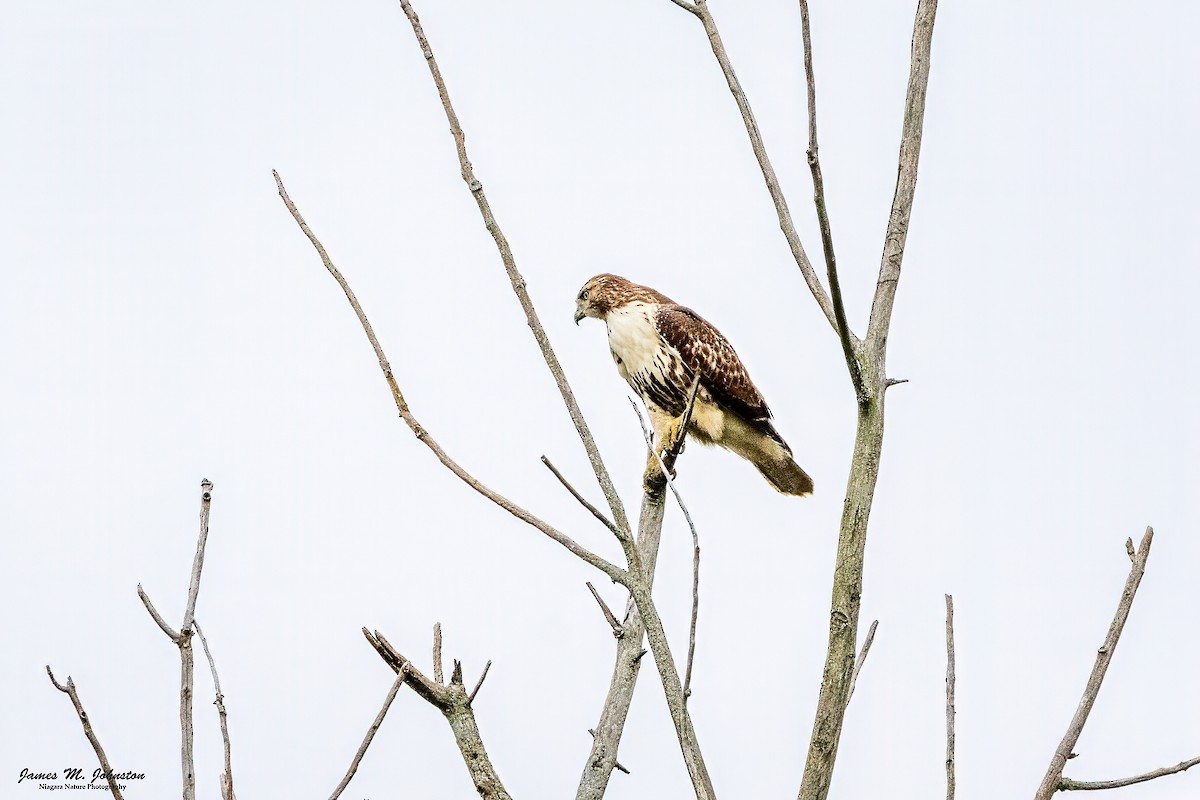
[752,450,814,497]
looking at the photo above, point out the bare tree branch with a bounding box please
[193,621,234,800]
[683,0,839,334]
[364,629,512,800]
[865,0,939,355]
[328,671,407,800]
[1060,756,1200,792]
[137,583,180,642]
[586,581,624,637]
[433,622,444,686]
[798,0,865,404]
[798,4,939,797]
[629,400,704,703]
[468,661,492,706]
[274,171,628,585]
[394,0,632,542]
[46,667,126,800]
[846,619,878,702]
[1034,527,1155,800]
[578,496,670,800]
[945,595,956,800]
[542,456,622,539]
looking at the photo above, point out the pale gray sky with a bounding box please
[3,2,1198,799]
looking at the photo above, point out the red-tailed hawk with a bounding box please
[574,274,813,496]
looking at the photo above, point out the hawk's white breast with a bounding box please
[604,302,663,385]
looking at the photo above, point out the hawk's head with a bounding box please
[574,274,671,324]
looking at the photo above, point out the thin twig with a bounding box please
[329,670,408,800]
[1060,755,1200,791]
[542,456,622,538]
[46,668,126,800]
[395,0,632,542]
[629,400,702,702]
[137,584,180,642]
[586,581,623,637]
[193,621,234,800]
[798,0,865,404]
[274,171,628,586]
[433,623,444,686]
[468,661,492,705]
[686,0,838,334]
[588,729,631,774]
[846,619,879,701]
[1034,527,1155,800]
[945,596,956,800]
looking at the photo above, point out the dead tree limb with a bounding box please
[193,621,234,800]
[1034,528,1155,799]
[45,667,126,800]
[945,595,956,800]
[1059,755,1200,792]
[674,0,839,334]
[797,4,938,798]
[395,0,632,542]
[364,629,511,800]
[798,0,865,403]
[274,172,627,585]
[138,479,213,800]
[328,671,407,800]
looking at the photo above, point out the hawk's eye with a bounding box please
[579,289,589,301]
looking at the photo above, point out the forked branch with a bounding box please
[45,668,126,800]
[1034,528,1156,799]
[363,629,511,800]
[274,172,627,585]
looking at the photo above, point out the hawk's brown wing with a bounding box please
[655,304,777,434]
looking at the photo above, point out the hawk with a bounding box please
[574,274,813,496]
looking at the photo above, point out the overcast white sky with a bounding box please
[3,2,1199,799]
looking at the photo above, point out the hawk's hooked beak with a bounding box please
[574,308,584,325]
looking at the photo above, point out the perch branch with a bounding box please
[194,621,234,800]
[1060,756,1200,792]
[274,171,627,585]
[542,456,622,538]
[798,0,865,403]
[683,0,838,333]
[396,0,632,541]
[1034,527,1154,800]
[328,671,407,800]
[586,581,624,637]
[846,619,878,702]
[46,668,126,800]
[364,629,512,799]
[629,399,703,704]
[945,595,956,800]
